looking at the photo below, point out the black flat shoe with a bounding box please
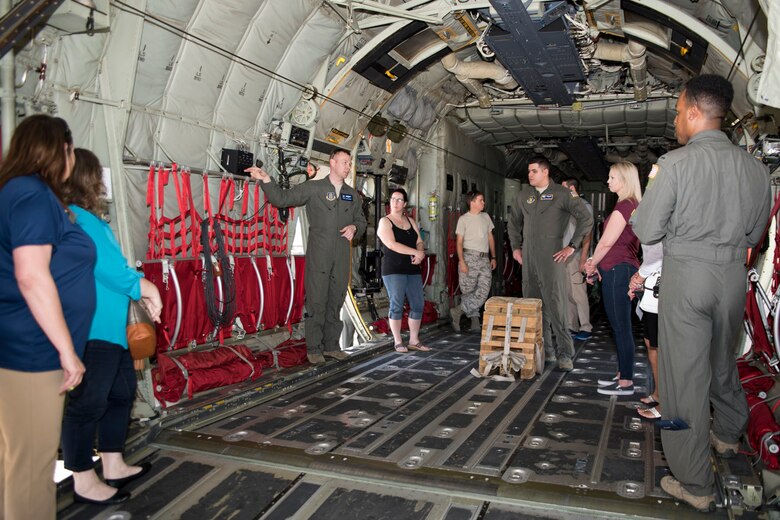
[105,461,152,488]
[73,490,130,505]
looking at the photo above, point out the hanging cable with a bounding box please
[200,218,236,329]
[727,8,761,81]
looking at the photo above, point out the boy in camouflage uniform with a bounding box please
[451,191,496,331]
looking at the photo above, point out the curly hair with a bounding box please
[61,148,107,215]
[0,114,73,200]
[683,74,733,120]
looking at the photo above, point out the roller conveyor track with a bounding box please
[58,324,761,519]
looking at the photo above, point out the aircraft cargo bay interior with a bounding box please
[0,0,779,519]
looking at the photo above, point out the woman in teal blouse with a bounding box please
[60,149,162,506]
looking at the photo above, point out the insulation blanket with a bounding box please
[153,344,263,405]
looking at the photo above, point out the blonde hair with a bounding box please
[610,161,642,202]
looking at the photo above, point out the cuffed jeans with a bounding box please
[61,340,137,471]
[600,263,637,380]
[382,274,424,320]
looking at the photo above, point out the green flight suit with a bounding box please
[631,130,771,496]
[261,177,367,354]
[508,181,593,361]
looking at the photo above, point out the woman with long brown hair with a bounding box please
[0,114,93,520]
[60,148,162,505]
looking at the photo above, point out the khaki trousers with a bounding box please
[566,253,592,332]
[0,368,64,520]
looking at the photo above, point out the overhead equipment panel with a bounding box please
[485,0,585,106]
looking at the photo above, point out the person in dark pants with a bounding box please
[632,74,771,512]
[246,150,367,364]
[61,149,162,505]
[508,157,593,371]
[584,162,642,396]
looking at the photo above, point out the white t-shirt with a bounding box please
[638,243,663,314]
[456,212,495,253]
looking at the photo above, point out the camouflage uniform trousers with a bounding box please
[459,251,492,318]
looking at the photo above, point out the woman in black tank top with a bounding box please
[376,188,431,353]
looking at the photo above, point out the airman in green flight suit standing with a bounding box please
[508,157,593,371]
[247,149,367,365]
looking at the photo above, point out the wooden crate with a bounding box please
[479,297,544,379]
[482,297,542,344]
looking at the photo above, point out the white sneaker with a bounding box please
[597,374,619,386]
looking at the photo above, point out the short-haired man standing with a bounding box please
[451,191,496,331]
[561,178,593,341]
[632,75,771,512]
[246,150,367,365]
[509,158,593,371]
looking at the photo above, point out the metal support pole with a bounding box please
[0,0,15,155]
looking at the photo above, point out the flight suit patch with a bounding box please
[325,192,336,201]
[340,193,353,201]
[540,194,553,201]
[647,164,660,190]
[570,191,578,198]
[526,195,536,204]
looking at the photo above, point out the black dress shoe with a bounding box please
[73,490,130,505]
[105,461,152,488]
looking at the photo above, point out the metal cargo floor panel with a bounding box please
[60,323,757,519]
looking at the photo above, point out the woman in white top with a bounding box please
[629,242,663,419]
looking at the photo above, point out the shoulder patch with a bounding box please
[570,191,578,198]
[648,164,659,179]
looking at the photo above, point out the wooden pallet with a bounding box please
[478,297,544,379]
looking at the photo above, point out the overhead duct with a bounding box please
[593,39,647,101]
[441,54,518,108]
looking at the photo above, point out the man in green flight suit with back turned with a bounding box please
[508,157,593,371]
[246,149,367,365]
[631,75,771,512]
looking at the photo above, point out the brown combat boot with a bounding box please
[324,350,349,361]
[660,476,716,513]
[710,431,739,458]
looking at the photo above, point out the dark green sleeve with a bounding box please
[566,196,593,249]
[508,193,523,250]
[353,192,367,238]
[259,179,311,208]
[631,164,676,245]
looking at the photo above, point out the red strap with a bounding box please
[146,164,157,259]
[748,192,780,268]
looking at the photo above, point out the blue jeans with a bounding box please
[382,274,424,320]
[600,263,637,380]
[61,340,137,471]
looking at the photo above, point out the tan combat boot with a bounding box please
[660,476,716,513]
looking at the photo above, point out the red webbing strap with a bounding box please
[253,183,261,254]
[182,172,200,257]
[748,192,780,269]
[203,174,214,253]
[240,183,249,255]
[146,164,157,259]
[169,164,190,258]
[262,195,271,253]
